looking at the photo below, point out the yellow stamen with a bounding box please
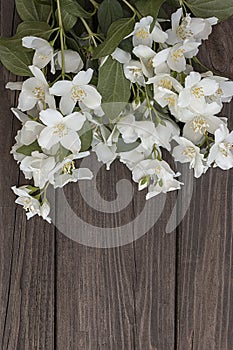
[135,28,149,39]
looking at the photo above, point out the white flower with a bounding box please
[127,16,154,47]
[172,136,207,177]
[22,36,55,73]
[166,8,218,45]
[148,73,182,108]
[50,153,93,188]
[117,114,142,143]
[182,113,225,144]
[132,159,182,199]
[203,73,233,105]
[11,120,44,163]
[133,45,156,78]
[207,125,233,170]
[123,60,145,86]
[56,50,84,73]
[153,120,180,151]
[22,120,44,145]
[119,144,151,170]
[94,143,118,170]
[40,201,52,223]
[20,151,56,188]
[38,109,86,153]
[49,68,102,115]
[12,186,51,222]
[117,114,178,152]
[178,72,219,113]
[93,126,119,170]
[126,16,168,47]
[18,66,56,112]
[153,41,200,73]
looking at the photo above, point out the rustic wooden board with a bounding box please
[0,1,232,349]
[176,19,233,350]
[55,159,177,349]
[0,1,55,349]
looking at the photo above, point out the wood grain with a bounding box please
[176,18,233,350]
[0,2,233,350]
[55,159,177,349]
[0,1,55,349]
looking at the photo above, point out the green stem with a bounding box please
[89,0,99,8]
[56,0,66,79]
[121,0,140,17]
[80,17,97,47]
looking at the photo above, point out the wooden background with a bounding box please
[0,1,233,349]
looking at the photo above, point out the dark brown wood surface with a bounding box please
[0,1,232,349]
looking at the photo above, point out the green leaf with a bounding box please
[97,56,131,119]
[79,121,93,151]
[0,38,33,76]
[93,17,135,59]
[166,0,180,7]
[60,0,93,19]
[117,137,140,152]
[98,0,124,35]
[0,21,52,76]
[16,0,51,22]
[16,141,42,156]
[184,0,233,21]
[135,0,166,19]
[61,8,77,31]
[34,0,51,5]
[16,21,52,39]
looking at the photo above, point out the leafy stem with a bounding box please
[89,0,99,9]
[121,0,142,19]
[56,0,66,79]
[80,17,97,47]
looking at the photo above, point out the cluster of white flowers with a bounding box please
[7,8,233,222]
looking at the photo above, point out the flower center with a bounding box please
[172,49,185,63]
[154,165,162,175]
[191,116,208,134]
[159,78,173,90]
[192,87,204,98]
[135,28,149,39]
[62,161,75,174]
[129,67,143,78]
[217,88,223,96]
[219,142,232,157]
[23,197,36,213]
[71,86,86,102]
[176,17,193,40]
[147,58,153,68]
[183,146,196,159]
[39,54,49,60]
[33,86,45,100]
[164,96,176,107]
[54,123,68,138]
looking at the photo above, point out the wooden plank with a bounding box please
[177,18,233,350]
[55,158,177,349]
[0,1,55,349]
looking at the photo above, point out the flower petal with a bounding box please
[49,81,73,96]
[40,109,63,126]
[60,95,76,115]
[63,112,86,131]
[61,130,81,153]
[38,127,60,149]
[73,68,93,85]
[82,85,102,109]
